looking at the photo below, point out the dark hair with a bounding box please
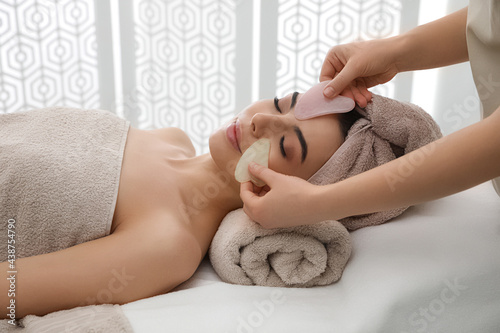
[338,108,363,138]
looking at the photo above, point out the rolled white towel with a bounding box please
[209,209,351,287]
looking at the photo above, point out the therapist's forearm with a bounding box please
[393,7,469,72]
[315,108,500,222]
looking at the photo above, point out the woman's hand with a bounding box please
[239,162,324,229]
[320,38,401,107]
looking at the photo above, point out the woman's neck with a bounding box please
[170,153,243,225]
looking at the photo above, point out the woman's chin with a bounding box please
[208,129,238,176]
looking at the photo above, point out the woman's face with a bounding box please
[209,91,344,181]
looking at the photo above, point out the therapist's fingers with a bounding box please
[357,80,373,102]
[240,180,257,198]
[323,62,359,99]
[247,162,279,187]
[319,51,339,82]
[240,181,262,221]
[239,179,269,205]
[339,87,355,101]
[350,82,370,108]
[352,80,372,107]
[239,181,261,216]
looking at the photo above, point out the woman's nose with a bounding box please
[251,113,288,138]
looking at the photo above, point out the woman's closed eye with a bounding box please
[274,91,299,114]
[280,135,287,158]
[274,96,282,114]
[274,96,292,159]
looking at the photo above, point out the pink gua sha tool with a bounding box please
[294,81,355,120]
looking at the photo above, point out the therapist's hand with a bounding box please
[320,38,400,107]
[239,162,323,229]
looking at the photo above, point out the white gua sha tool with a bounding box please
[294,81,355,120]
[234,138,271,187]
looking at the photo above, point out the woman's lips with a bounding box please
[235,119,242,151]
[226,119,241,153]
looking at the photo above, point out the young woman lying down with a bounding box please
[0,82,439,319]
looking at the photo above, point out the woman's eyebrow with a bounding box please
[290,91,299,109]
[293,125,307,163]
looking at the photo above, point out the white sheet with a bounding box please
[121,181,500,333]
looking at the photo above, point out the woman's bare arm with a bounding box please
[395,7,469,72]
[0,221,200,319]
[314,106,500,222]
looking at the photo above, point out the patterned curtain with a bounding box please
[0,0,103,111]
[274,0,403,98]
[0,0,417,154]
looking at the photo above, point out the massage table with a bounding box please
[121,181,500,332]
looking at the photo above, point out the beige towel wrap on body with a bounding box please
[0,106,129,261]
[0,106,132,328]
[0,304,134,332]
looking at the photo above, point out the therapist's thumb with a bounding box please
[248,162,277,186]
[323,63,357,98]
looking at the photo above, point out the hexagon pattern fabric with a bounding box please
[274,0,401,99]
[129,0,237,154]
[0,0,99,112]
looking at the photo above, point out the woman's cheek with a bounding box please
[268,150,293,176]
[267,150,282,174]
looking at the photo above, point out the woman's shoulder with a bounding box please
[151,127,196,157]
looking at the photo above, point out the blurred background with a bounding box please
[0,0,474,154]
